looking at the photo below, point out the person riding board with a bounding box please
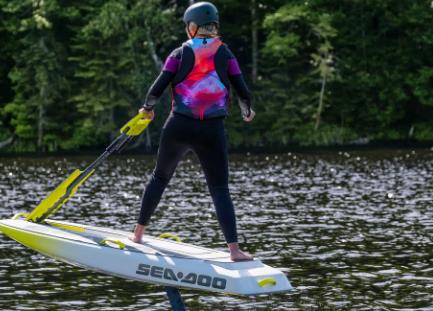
[129,2,255,261]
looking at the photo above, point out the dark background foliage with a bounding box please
[0,0,432,152]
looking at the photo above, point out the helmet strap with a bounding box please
[187,22,199,39]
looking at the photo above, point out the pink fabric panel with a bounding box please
[163,56,180,73]
[227,58,241,75]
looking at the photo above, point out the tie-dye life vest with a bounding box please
[171,38,229,120]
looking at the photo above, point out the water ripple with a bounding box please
[0,149,433,310]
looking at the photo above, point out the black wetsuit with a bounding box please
[138,37,251,243]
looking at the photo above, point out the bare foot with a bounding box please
[128,235,142,243]
[129,224,145,243]
[230,249,254,261]
[228,242,254,261]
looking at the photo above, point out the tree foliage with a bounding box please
[0,0,432,152]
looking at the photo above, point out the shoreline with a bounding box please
[0,140,432,158]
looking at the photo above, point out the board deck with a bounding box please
[0,217,293,296]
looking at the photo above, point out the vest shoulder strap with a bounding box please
[214,44,230,89]
[172,43,195,86]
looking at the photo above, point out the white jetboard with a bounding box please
[0,217,292,296]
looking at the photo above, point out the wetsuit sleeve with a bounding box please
[221,46,251,117]
[225,47,252,118]
[230,74,252,118]
[142,48,182,111]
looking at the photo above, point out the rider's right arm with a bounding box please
[142,47,182,111]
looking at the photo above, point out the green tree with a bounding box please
[67,0,179,149]
[260,3,340,146]
[2,0,70,152]
[1,0,433,152]
[318,0,433,141]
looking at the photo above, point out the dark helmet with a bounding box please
[183,2,219,26]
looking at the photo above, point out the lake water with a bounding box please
[0,149,432,310]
